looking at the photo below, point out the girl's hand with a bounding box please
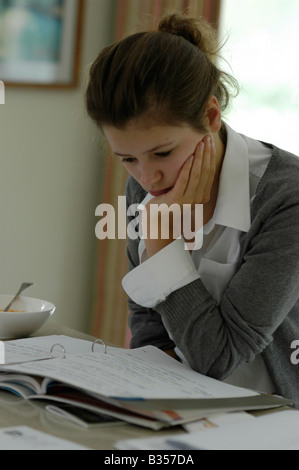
[143,134,216,256]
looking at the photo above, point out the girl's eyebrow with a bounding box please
[114,141,175,157]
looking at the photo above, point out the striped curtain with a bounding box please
[91,0,221,347]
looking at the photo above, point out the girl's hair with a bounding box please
[85,13,238,132]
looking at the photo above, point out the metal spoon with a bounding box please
[4,282,34,312]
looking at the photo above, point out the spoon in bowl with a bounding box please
[4,282,34,312]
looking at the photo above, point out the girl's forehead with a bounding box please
[103,121,194,145]
[102,124,175,154]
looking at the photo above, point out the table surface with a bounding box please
[0,318,184,450]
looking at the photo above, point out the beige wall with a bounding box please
[0,0,113,333]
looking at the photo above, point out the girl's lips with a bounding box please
[149,187,173,197]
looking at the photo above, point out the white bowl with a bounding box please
[0,295,55,340]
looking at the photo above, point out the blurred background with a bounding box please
[0,0,298,345]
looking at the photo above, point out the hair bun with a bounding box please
[158,13,217,56]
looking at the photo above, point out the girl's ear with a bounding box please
[204,96,222,133]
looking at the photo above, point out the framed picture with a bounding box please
[0,0,84,88]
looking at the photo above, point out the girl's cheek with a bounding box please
[122,163,138,179]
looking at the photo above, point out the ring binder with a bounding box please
[50,343,66,359]
[49,339,107,359]
[3,337,109,366]
[91,339,107,354]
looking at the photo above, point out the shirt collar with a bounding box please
[212,123,251,233]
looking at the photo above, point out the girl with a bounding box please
[86,13,299,401]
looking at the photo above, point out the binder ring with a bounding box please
[91,339,107,354]
[50,343,66,359]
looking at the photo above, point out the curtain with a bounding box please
[90,0,221,347]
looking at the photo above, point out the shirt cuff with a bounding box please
[122,238,200,308]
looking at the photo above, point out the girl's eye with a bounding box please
[121,157,136,163]
[119,149,173,162]
[155,151,172,157]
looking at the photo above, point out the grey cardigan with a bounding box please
[125,143,299,402]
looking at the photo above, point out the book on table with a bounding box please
[0,335,292,430]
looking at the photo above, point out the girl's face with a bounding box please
[103,119,206,196]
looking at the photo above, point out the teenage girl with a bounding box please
[86,14,299,401]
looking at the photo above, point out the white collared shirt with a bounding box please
[122,124,275,393]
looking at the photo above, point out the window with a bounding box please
[220,0,299,155]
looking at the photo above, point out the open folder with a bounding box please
[0,335,292,430]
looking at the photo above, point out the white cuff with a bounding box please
[122,238,200,308]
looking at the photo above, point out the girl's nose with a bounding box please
[139,163,162,188]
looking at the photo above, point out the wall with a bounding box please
[0,0,114,333]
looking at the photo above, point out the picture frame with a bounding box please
[0,0,84,88]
